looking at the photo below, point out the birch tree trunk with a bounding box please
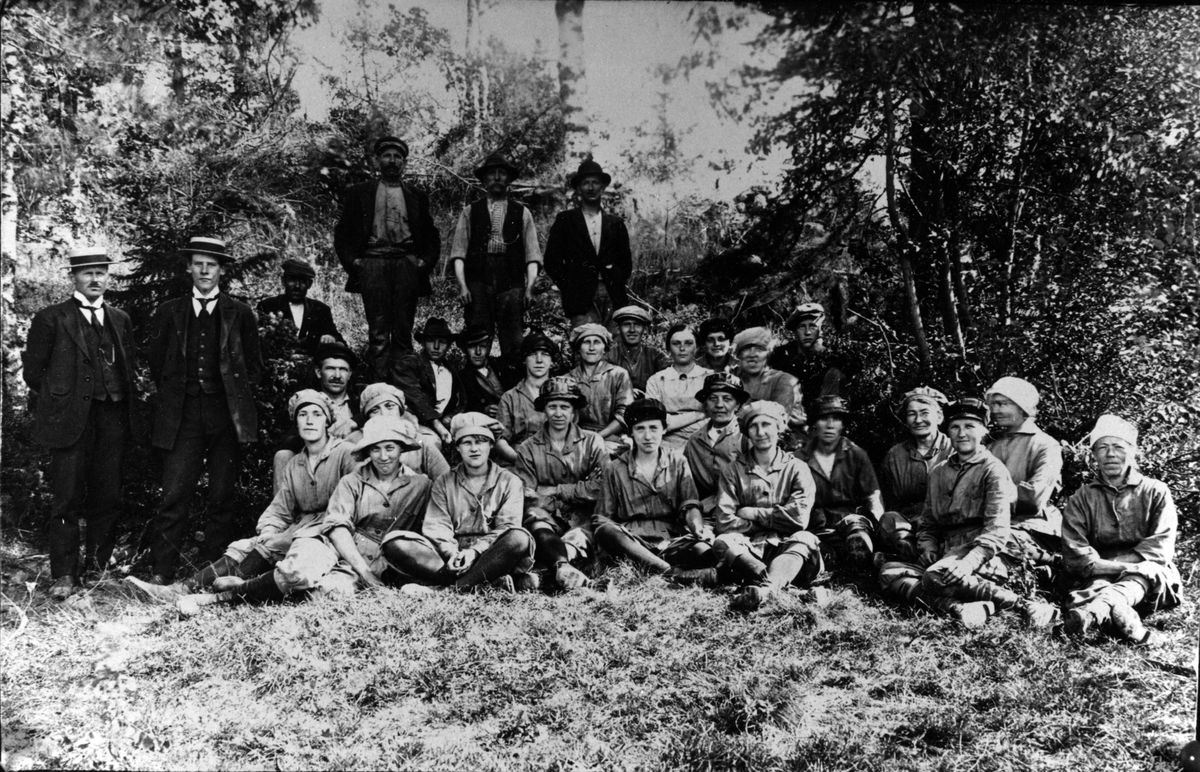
[555,0,589,168]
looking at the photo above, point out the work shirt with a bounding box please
[424,462,525,559]
[402,441,451,480]
[645,364,712,449]
[256,438,358,535]
[738,367,805,431]
[596,448,701,543]
[795,437,881,530]
[606,339,669,393]
[307,463,433,565]
[515,423,608,527]
[987,418,1063,518]
[880,433,954,517]
[497,379,545,445]
[715,448,816,543]
[373,182,411,243]
[1061,470,1178,576]
[449,200,543,263]
[916,448,1015,559]
[683,419,744,508]
[569,361,633,432]
[583,209,602,253]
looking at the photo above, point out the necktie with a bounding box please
[198,297,216,317]
[86,306,103,335]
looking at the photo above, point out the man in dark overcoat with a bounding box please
[256,257,343,353]
[147,236,263,583]
[22,247,137,599]
[333,135,441,382]
[543,159,632,329]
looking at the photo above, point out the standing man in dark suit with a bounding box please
[256,258,343,354]
[543,159,632,329]
[333,136,441,383]
[147,237,263,584]
[22,247,137,600]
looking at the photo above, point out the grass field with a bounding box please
[1,535,1195,772]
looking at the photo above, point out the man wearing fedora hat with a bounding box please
[449,154,542,362]
[394,317,463,447]
[146,236,263,584]
[22,247,137,599]
[456,324,521,465]
[333,135,441,382]
[256,258,344,354]
[544,159,633,328]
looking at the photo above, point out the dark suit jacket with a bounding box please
[394,352,463,425]
[457,360,508,414]
[543,208,632,317]
[147,294,263,449]
[21,298,137,449]
[256,294,344,353]
[332,179,441,296]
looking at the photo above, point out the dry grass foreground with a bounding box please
[1,538,1196,772]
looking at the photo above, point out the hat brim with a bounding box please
[569,171,612,189]
[352,436,421,459]
[944,411,987,425]
[65,258,119,270]
[178,248,235,263]
[534,395,587,411]
[474,163,521,181]
[415,330,454,343]
[811,409,851,421]
[785,311,824,329]
[697,385,750,405]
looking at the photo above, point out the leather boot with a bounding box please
[920,594,996,629]
[1109,600,1151,644]
[1064,600,1105,637]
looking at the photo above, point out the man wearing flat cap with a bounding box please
[146,236,263,585]
[607,305,668,393]
[770,302,849,410]
[256,257,343,354]
[544,159,633,328]
[449,154,542,362]
[333,135,441,382]
[22,247,137,600]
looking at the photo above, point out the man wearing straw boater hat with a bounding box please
[144,236,263,585]
[22,247,137,600]
[449,153,542,363]
[333,135,441,382]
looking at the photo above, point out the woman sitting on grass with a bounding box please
[877,398,1060,629]
[173,416,433,615]
[351,382,450,479]
[567,323,633,455]
[1061,414,1182,644]
[683,372,749,520]
[594,398,718,587]
[712,400,823,611]
[384,412,538,593]
[127,390,356,603]
[644,324,712,453]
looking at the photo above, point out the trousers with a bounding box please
[357,256,421,382]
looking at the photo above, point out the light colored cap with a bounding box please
[360,382,407,417]
[732,326,773,355]
[738,400,788,431]
[352,415,421,459]
[451,412,502,443]
[287,389,335,423]
[612,305,652,326]
[1087,414,1138,448]
[985,376,1040,418]
[570,323,612,349]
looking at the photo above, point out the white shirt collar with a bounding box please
[73,291,103,309]
[192,286,220,301]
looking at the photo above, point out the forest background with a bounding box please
[1,1,1199,770]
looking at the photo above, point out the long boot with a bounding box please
[918,593,996,629]
[1064,599,1107,637]
[455,531,534,590]
[1109,600,1151,644]
[180,555,241,593]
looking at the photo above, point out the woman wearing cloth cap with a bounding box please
[645,323,713,453]
[1061,415,1182,643]
[713,400,823,611]
[594,399,719,586]
[877,387,954,562]
[697,317,736,373]
[568,323,634,454]
[795,396,884,569]
[877,398,1060,628]
[384,413,537,593]
[984,376,1064,565]
[684,372,750,520]
[455,325,521,465]
[497,331,557,449]
[607,305,669,392]
[351,382,451,479]
[515,376,610,591]
[731,327,806,441]
[144,390,356,610]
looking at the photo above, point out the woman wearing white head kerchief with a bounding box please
[1061,415,1182,643]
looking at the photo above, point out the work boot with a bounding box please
[488,575,516,594]
[786,586,833,606]
[176,591,235,617]
[922,595,995,629]
[1019,599,1061,629]
[553,562,591,591]
[730,585,774,611]
[512,572,542,593]
[49,576,76,602]
[666,567,719,588]
[1064,602,1102,637]
[845,532,874,566]
[1110,601,1151,644]
[125,576,187,603]
[210,575,246,593]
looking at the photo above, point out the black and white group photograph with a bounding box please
[1,1,1198,769]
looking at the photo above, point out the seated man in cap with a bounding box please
[497,331,557,450]
[455,325,520,465]
[770,302,848,407]
[449,154,542,362]
[877,398,1059,628]
[877,387,954,562]
[713,400,824,611]
[256,257,344,354]
[645,323,712,452]
[684,372,749,519]
[697,317,736,373]
[593,399,718,586]
[394,317,463,448]
[174,416,435,613]
[606,305,669,393]
[731,327,806,440]
[985,376,1064,565]
[795,396,884,569]
[568,323,633,454]
[515,376,610,591]
[383,412,537,593]
[1061,415,1182,644]
[271,341,360,492]
[129,390,356,604]
[352,382,451,479]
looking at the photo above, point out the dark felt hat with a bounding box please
[374,135,410,157]
[520,331,558,358]
[474,153,521,181]
[569,159,612,189]
[178,236,235,264]
[535,375,587,411]
[944,397,989,425]
[313,340,358,369]
[281,258,316,279]
[698,317,734,341]
[414,317,454,343]
[457,324,493,349]
[625,398,667,427]
[696,371,750,405]
[64,247,118,271]
[810,395,851,420]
